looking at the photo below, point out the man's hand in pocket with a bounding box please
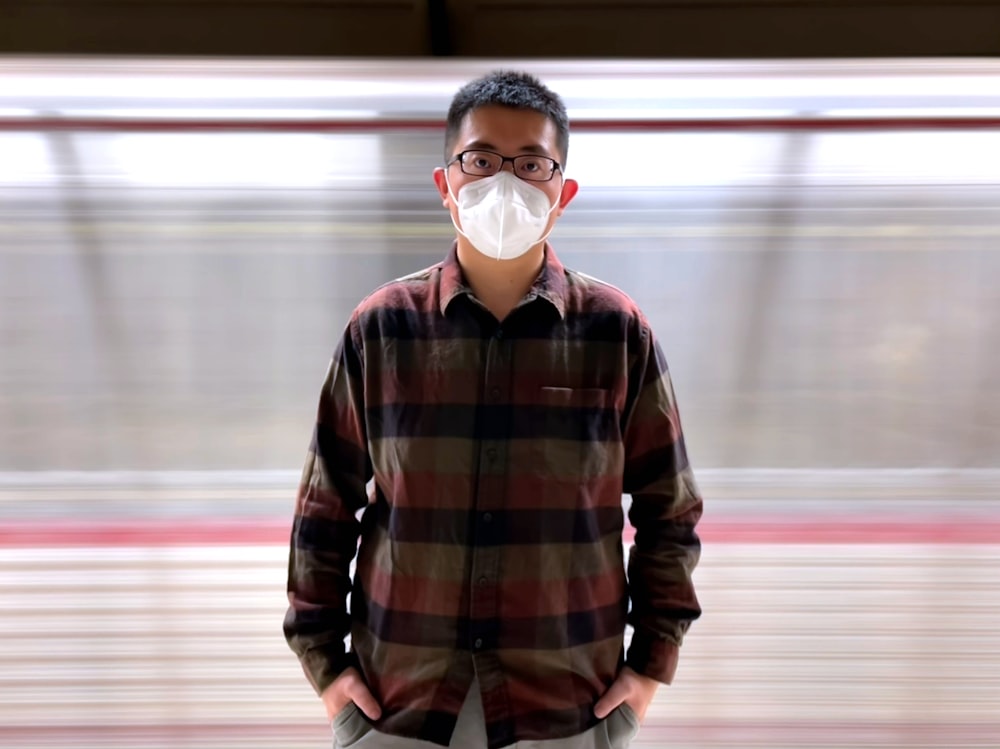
[321,667,382,721]
[593,666,660,722]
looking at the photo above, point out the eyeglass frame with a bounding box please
[446,149,563,182]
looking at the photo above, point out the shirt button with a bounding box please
[495,328,504,340]
[486,448,497,461]
[489,386,501,401]
[482,512,493,524]
[478,576,489,585]
[474,638,484,649]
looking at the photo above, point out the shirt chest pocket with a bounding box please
[528,386,621,482]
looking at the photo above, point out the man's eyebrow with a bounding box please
[463,140,552,156]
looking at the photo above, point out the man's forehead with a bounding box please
[453,106,559,157]
[457,105,556,146]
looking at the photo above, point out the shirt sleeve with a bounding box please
[621,320,703,685]
[283,314,372,695]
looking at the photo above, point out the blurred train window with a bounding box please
[570,130,1000,189]
[81,133,385,189]
[808,131,1000,185]
[571,132,788,188]
[0,133,54,186]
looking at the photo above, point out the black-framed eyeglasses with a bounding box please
[447,149,562,182]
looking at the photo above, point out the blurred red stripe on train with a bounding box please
[1,517,997,546]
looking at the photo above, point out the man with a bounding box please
[285,70,702,749]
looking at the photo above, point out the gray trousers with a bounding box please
[333,678,640,749]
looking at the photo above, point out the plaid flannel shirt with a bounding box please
[284,244,702,749]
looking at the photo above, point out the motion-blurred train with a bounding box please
[1,59,998,748]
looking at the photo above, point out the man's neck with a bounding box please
[456,239,546,322]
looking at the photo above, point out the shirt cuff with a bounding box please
[625,630,680,684]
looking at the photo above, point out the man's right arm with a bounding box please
[283,315,372,697]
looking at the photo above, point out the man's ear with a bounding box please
[432,167,451,208]
[556,178,580,215]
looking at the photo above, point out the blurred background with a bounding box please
[2,5,1000,747]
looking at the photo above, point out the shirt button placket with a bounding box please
[471,332,508,657]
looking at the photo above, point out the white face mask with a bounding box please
[447,171,560,261]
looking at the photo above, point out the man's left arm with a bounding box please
[596,321,703,720]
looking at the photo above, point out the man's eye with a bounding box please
[518,158,552,176]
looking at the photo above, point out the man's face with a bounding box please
[433,105,578,233]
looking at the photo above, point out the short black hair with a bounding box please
[444,70,570,167]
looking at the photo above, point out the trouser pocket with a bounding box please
[331,703,373,748]
[604,703,640,748]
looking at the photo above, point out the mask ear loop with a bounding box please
[444,170,482,251]
[529,176,564,253]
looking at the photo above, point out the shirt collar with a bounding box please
[438,243,568,319]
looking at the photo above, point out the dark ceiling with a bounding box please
[2,0,1000,57]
